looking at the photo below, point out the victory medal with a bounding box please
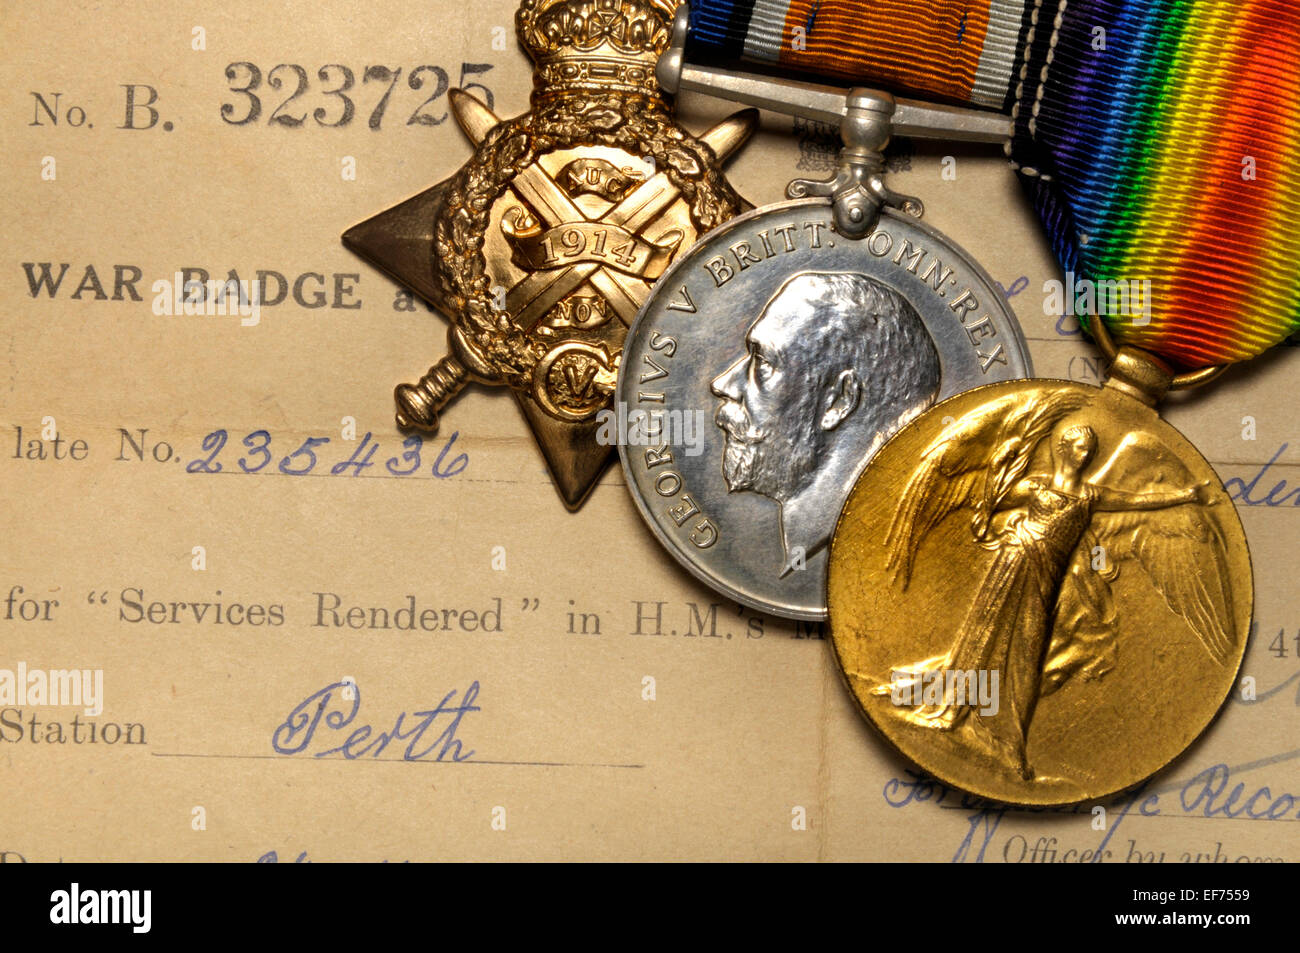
[344,0,756,508]
[828,0,1300,804]
[829,353,1254,805]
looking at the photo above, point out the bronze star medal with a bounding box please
[343,0,755,508]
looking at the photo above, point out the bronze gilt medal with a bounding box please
[827,348,1252,806]
[344,0,755,508]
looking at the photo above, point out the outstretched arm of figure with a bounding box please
[1091,479,1212,512]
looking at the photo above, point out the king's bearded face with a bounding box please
[711,299,827,503]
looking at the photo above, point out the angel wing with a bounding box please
[885,389,1091,588]
[1046,433,1237,678]
[1090,504,1236,666]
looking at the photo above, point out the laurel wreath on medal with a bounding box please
[432,0,744,393]
[433,95,741,391]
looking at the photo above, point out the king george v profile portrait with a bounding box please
[711,271,942,571]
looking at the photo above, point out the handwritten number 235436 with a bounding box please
[186,429,468,479]
[220,62,494,129]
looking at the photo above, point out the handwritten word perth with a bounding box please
[50,883,151,934]
[272,679,480,762]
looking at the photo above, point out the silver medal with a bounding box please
[617,13,1031,618]
[617,199,1030,619]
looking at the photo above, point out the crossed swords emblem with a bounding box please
[391,89,752,432]
[343,78,753,507]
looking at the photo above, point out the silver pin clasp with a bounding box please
[787,88,921,237]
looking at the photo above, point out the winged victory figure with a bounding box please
[872,390,1236,781]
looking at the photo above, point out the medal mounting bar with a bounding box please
[657,3,1013,236]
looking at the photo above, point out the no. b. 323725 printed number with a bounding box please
[186,429,467,479]
[220,62,494,129]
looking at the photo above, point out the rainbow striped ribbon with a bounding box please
[687,0,1300,368]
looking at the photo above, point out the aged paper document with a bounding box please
[2,0,1296,862]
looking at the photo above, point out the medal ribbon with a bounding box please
[686,0,1300,369]
[686,0,1031,108]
